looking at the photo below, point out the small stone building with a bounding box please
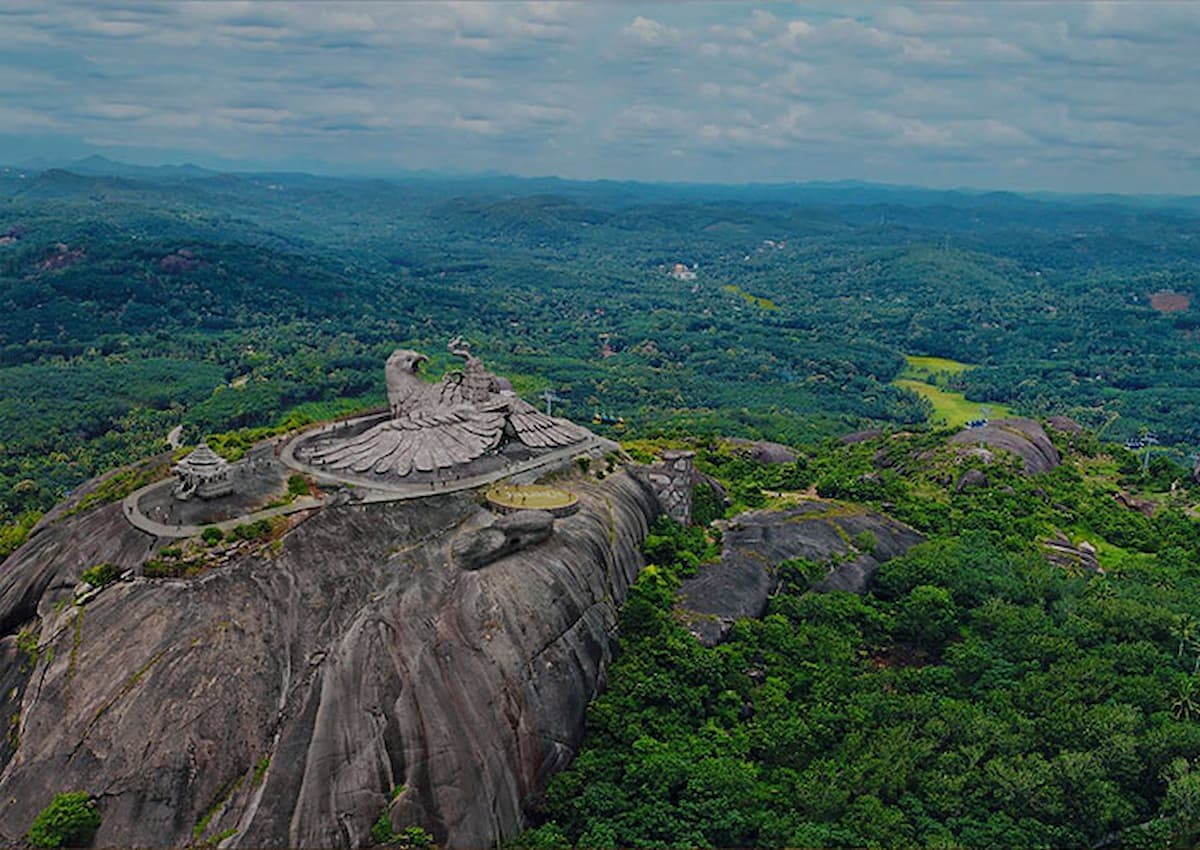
[172,443,235,500]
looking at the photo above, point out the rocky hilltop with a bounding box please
[0,469,659,849]
[678,502,923,646]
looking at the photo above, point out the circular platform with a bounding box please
[485,483,579,517]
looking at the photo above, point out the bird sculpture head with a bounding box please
[385,349,430,416]
[387,349,429,374]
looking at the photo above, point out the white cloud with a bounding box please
[622,16,679,46]
[0,1,1197,192]
[452,115,502,136]
[82,18,150,38]
[80,100,153,120]
[874,6,986,36]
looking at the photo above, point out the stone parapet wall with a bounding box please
[637,449,695,525]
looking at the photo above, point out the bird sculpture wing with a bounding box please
[505,397,589,449]
[308,407,506,476]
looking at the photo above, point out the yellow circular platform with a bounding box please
[485,483,578,515]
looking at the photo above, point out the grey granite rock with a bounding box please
[724,438,799,464]
[948,417,1061,475]
[1043,532,1102,573]
[839,429,884,445]
[1046,416,1083,435]
[451,510,555,570]
[0,471,659,850]
[679,502,923,646]
[956,469,990,492]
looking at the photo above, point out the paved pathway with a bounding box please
[122,434,605,539]
[122,487,325,538]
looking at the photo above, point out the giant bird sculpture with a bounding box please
[306,340,587,478]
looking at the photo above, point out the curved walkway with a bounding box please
[121,485,325,539]
[122,435,605,539]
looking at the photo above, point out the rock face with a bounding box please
[956,469,990,492]
[678,502,923,646]
[949,418,1061,475]
[451,510,555,570]
[724,438,799,464]
[1046,416,1083,435]
[1113,491,1158,518]
[1043,532,1101,573]
[839,429,884,446]
[0,471,659,849]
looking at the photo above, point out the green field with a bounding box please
[894,354,1012,427]
[893,378,1012,428]
[901,354,975,378]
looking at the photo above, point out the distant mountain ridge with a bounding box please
[16,155,216,181]
[4,155,1200,213]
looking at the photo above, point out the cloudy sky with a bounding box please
[2,1,1198,193]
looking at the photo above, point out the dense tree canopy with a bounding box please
[522,434,1200,849]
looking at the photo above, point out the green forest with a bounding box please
[3,166,1200,557]
[5,165,1200,848]
[522,430,1200,849]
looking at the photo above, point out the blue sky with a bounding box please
[2,1,1198,193]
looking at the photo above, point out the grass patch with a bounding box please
[901,354,976,379]
[60,462,168,519]
[893,379,1013,429]
[16,627,40,671]
[252,756,270,788]
[1065,525,1142,571]
[722,284,779,311]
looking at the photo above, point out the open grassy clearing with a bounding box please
[901,354,976,378]
[893,378,1013,428]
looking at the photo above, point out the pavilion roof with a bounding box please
[174,442,229,475]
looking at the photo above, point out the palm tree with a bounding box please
[1173,615,1198,659]
[1173,678,1200,722]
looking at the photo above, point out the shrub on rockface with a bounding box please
[287,474,310,497]
[201,526,224,545]
[370,815,433,850]
[79,563,119,589]
[28,792,100,848]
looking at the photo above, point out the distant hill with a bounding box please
[65,155,215,181]
[7,154,1200,213]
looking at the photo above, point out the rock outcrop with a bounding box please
[839,429,885,446]
[677,502,923,646]
[724,438,799,464]
[1113,491,1158,517]
[956,469,990,492]
[451,510,555,570]
[1046,416,1083,435]
[0,471,659,849]
[1043,532,1101,573]
[949,418,1061,475]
